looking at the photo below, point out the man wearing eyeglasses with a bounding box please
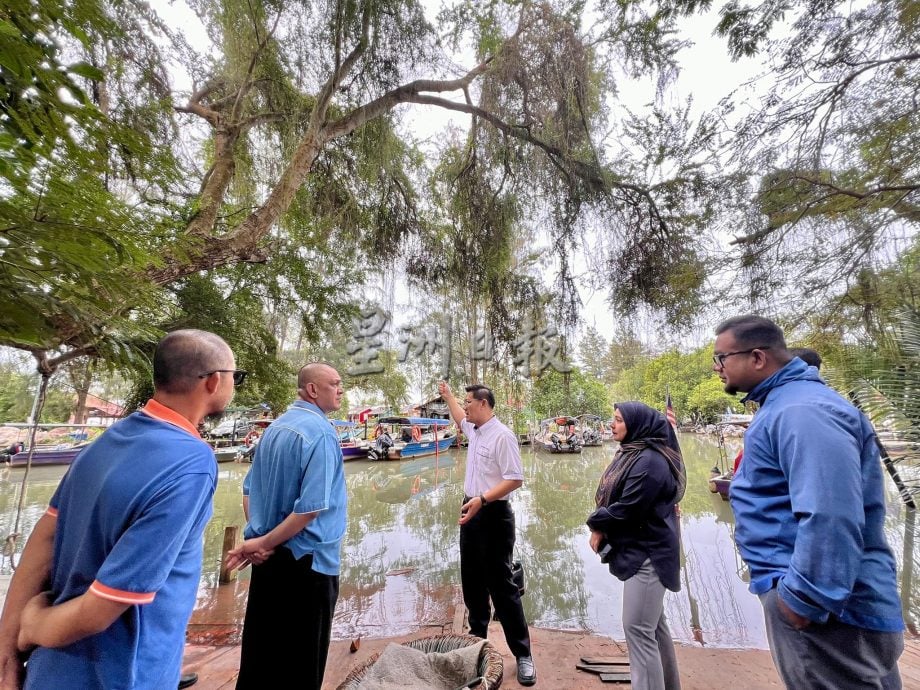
[0,329,238,690]
[437,380,537,686]
[228,363,346,690]
[713,315,903,689]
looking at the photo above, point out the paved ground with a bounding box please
[180,624,920,689]
[183,624,785,689]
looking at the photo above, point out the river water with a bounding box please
[2,434,916,649]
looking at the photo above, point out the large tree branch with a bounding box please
[392,94,666,227]
[323,61,495,140]
[314,0,374,130]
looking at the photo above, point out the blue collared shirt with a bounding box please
[730,358,903,632]
[243,400,347,575]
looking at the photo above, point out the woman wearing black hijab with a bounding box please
[587,401,686,690]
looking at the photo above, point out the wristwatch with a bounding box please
[479,493,488,507]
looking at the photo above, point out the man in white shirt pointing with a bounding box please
[438,381,536,686]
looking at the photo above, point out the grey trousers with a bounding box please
[760,588,903,690]
[622,560,682,690]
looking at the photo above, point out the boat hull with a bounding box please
[388,436,455,460]
[342,445,370,460]
[214,446,246,463]
[533,439,582,454]
[708,472,731,501]
[8,445,88,467]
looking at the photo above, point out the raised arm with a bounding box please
[437,381,466,426]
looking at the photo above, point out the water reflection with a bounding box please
[2,436,917,649]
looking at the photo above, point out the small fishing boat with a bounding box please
[707,420,749,500]
[1,423,108,467]
[332,420,371,460]
[533,417,583,453]
[602,420,615,442]
[7,443,92,467]
[576,414,605,447]
[367,417,455,461]
[213,444,248,463]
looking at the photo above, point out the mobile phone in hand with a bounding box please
[599,543,613,563]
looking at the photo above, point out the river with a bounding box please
[1,434,916,649]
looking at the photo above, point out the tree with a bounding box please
[531,368,610,419]
[686,376,742,424]
[578,326,608,380]
[721,0,920,316]
[602,331,647,385]
[1,0,727,380]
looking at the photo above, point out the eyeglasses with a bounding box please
[198,369,248,386]
[462,398,483,407]
[712,347,771,369]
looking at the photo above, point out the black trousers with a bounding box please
[459,497,531,658]
[236,548,339,690]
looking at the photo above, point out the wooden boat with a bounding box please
[1,423,109,467]
[576,414,605,447]
[367,417,454,461]
[707,420,749,500]
[333,420,371,460]
[213,444,248,463]
[7,443,92,467]
[533,417,583,453]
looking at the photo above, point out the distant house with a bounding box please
[69,394,124,426]
[416,395,449,419]
[346,404,388,423]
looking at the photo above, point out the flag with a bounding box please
[665,393,677,429]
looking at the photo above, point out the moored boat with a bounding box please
[7,443,91,467]
[576,414,605,447]
[533,417,583,453]
[707,420,749,500]
[367,417,454,461]
[333,420,371,460]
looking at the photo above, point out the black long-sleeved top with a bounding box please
[586,449,681,591]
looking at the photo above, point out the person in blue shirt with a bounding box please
[0,329,240,690]
[714,315,903,690]
[227,362,346,690]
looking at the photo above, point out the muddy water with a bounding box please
[1,434,915,649]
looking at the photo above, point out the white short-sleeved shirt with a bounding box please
[461,416,524,499]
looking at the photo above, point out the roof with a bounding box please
[378,416,452,426]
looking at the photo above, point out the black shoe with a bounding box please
[178,672,198,689]
[516,656,536,686]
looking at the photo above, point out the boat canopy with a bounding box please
[551,416,579,426]
[577,414,604,422]
[377,416,452,426]
[331,419,357,427]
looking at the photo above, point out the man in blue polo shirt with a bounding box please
[227,362,346,690]
[0,329,240,689]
